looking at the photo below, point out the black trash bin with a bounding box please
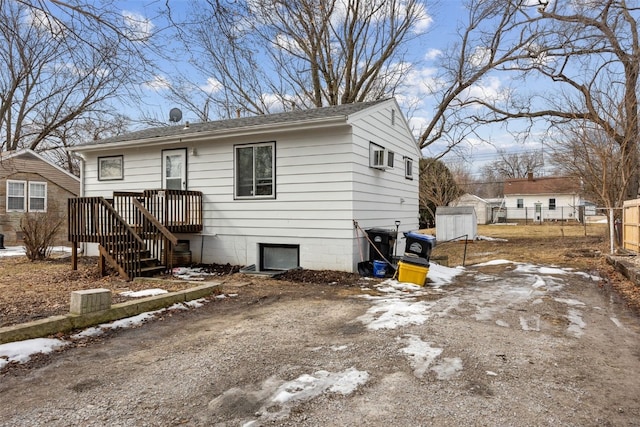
[366,228,396,262]
[403,232,435,259]
[0,234,5,249]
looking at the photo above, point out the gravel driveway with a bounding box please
[1,260,640,426]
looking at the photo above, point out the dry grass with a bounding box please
[0,257,196,328]
[425,222,610,269]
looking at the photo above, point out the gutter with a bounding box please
[70,116,349,153]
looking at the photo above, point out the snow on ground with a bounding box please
[119,289,168,298]
[0,296,220,368]
[1,257,601,415]
[0,246,72,257]
[0,338,69,370]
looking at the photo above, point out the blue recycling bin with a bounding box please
[403,232,435,259]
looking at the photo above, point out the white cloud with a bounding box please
[200,77,223,94]
[25,8,65,39]
[469,46,492,68]
[411,1,434,34]
[122,10,154,41]
[144,75,171,91]
[424,48,442,61]
[460,76,509,104]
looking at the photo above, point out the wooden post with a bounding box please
[72,241,78,270]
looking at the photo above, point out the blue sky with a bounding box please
[114,0,550,177]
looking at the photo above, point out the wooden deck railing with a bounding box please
[68,190,203,280]
[68,197,145,280]
[113,190,203,233]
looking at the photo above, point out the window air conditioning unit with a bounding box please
[370,142,388,169]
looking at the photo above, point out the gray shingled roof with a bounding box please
[80,99,389,147]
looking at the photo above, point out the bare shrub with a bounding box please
[20,207,64,261]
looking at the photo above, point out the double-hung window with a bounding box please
[6,180,46,212]
[517,198,524,209]
[549,198,556,210]
[29,182,47,212]
[235,142,275,199]
[7,180,26,212]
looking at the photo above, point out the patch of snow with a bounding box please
[476,235,508,242]
[357,298,433,330]
[427,263,464,287]
[472,259,514,267]
[495,319,510,328]
[120,288,168,298]
[554,298,585,307]
[0,338,69,368]
[0,246,73,258]
[256,368,369,421]
[399,334,443,378]
[566,309,586,337]
[431,357,463,380]
[520,315,541,332]
[610,317,624,329]
[184,298,206,308]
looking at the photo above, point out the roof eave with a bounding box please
[69,115,348,153]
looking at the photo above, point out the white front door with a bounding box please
[163,149,187,190]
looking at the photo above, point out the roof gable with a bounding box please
[504,176,580,196]
[0,149,80,195]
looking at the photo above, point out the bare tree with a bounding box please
[166,0,431,119]
[484,150,544,179]
[420,0,640,201]
[419,158,462,226]
[551,122,632,216]
[0,0,154,158]
[39,114,130,176]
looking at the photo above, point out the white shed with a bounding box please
[435,206,477,242]
[450,193,491,225]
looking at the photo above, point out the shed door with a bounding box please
[163,149,187,190]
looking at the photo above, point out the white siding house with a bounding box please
[70,98,420,273]
[503,174,582,222]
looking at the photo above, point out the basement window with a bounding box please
[259,243,300,271]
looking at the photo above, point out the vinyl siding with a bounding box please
[79,98,420,271]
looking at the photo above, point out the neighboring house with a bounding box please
[503,173,582,222]
[0,149,80,245]
[68,98,420,278]
[449,193,492,225]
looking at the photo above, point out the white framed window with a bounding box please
[549,198,556,210]
[28,182,47,212]
[98,155,124,181]
[517,198,524,208]
[7,180,26,212]
[387,151,395,168]
[404,157,413,179]
[235,142,275,199]
[369,142,387,169]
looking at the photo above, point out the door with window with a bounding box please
[163,149,187,190]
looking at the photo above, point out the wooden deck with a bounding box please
[68,190,203,280]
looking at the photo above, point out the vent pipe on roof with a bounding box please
[528,171,533,181]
